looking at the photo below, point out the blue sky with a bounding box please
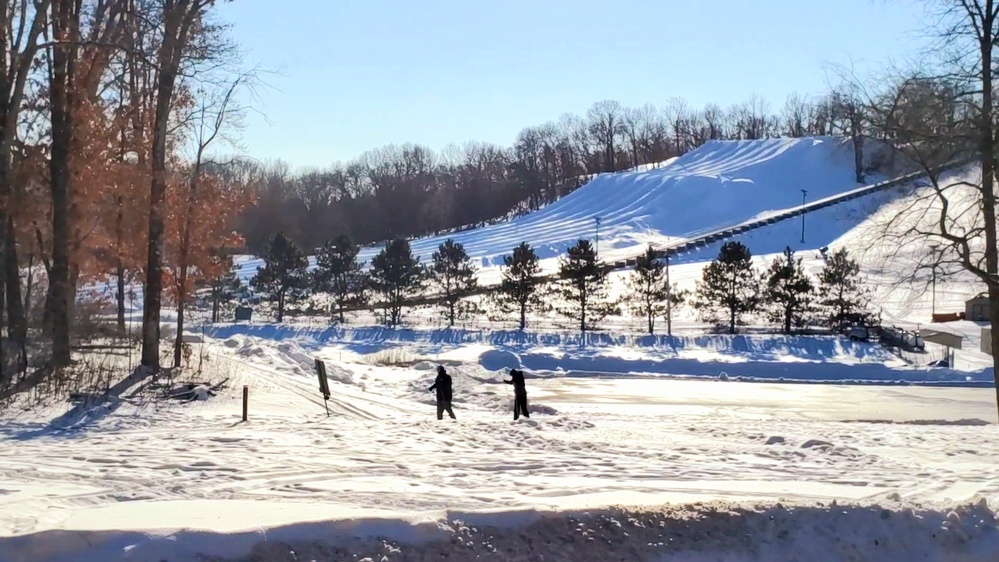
[216,0,927,169]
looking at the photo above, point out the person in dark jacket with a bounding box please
[504,368,530,420]
[428,365,456,420]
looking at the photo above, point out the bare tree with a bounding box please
[46,0,84,368]
[701,103,727,141]
[829,87,868,183]
[172,73,249,367]
[861,0,999,419]
[0,0,51,365]
[586,100,625,172]
[664,97,691,155]
[141,0,223,371]
[782,93,811,137]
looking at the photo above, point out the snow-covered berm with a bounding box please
[1,333,998,561]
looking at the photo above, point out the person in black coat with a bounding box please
[428,365,456,420]
[504,368,530,420]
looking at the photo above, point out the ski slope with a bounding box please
[232,136,888,285]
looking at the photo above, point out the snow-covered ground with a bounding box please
[7,136,999,561]
[1,333,997,562]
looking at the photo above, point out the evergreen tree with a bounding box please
[369,238,424,327]
[694,241,760,334]
[314,234,368,324]
[250,232,309,323]
[763,246,814,334]
[818,248,869,328]
[627,246,665,334]
[210,267,242,323]
[626,247,689,335]
[556,239,613,334]
[430,239,478,327]
[499,242,543,330]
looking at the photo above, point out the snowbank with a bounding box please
[2,500,996,562]
[202,325,994,387]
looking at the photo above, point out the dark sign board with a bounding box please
[315,359,331,417]
[235,306,252,322]
[315,359,331,399]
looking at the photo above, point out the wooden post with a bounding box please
[242,385,248,422]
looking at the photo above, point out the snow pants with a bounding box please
[437,399,456,420]
[514,389,529,420]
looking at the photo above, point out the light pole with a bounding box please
[595,216,601,256]
[665,251,672,337]
[800,189,808,244]
[929,243,939,318]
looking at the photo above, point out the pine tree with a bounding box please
[369,238,424,327]
[210,267,242,323]
[250,232,309,323]
[695,241,760,334]
[626,246,688,335]
[499,242,543,330]
[430,239,477,327]
[556,239,613,334]
[818,248,869,329]
[314,234,368,324]
[627,246,667,335]
[763,247,814,334]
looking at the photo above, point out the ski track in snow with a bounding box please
[1,333,998,561]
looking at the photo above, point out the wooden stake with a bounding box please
[242,385,248,422]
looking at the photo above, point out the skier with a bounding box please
[428,365,456,420]
[504,368,530,420]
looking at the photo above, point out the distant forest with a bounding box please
[236,93,866,254]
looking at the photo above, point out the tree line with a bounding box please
[245,232,872,336]
[236,92,870,256]
[0,0,256,391]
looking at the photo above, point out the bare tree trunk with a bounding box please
[113,196,126,334]
[2,216,25,350]
[174,288,185,367]
[23,254,34,327]
[0,263,6,387]
[142,11,180,369]
[665,256,672,337]
[852,129,865,183]
[173,173,199,367]
[48,0,81,368]
[117,262,126,334]
[212,287,220,323]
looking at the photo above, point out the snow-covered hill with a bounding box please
[233,136,889,285]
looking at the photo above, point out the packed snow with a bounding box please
[1,333,997,561]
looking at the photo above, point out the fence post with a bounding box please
[242,385,248,422]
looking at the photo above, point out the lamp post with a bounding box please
[800,189,808,244]
[665,251,672,337]
[929,243,939,318]
[595,216,601,256]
